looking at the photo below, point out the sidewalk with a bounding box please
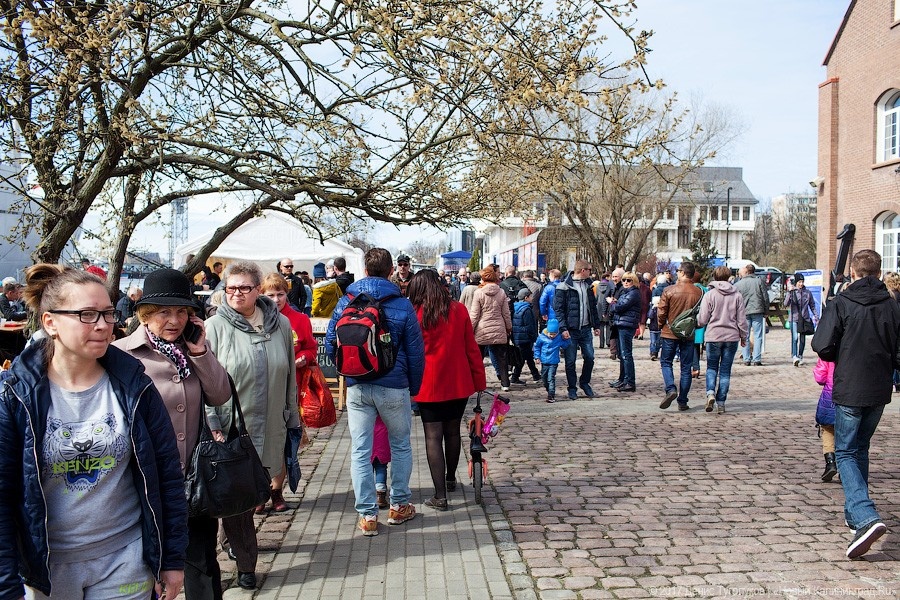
[222,413,517,599]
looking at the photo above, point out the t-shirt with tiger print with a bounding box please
[42,372,142,561]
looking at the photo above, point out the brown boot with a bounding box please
[376,490,388,509]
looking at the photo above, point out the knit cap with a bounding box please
[313,262,327,278]
[547,319,559,333]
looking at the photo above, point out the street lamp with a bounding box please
[724,187,733,263]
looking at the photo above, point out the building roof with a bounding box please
[823,0,856,66]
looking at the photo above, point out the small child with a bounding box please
[372,415,391,508]
[813,357,837,482]
[533,319,570,403]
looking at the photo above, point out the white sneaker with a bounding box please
[501,386,510,392]
[792,356,800,367]
[798,357,805,366]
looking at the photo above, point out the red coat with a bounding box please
[415,301,486,402]
[281,304,317,386]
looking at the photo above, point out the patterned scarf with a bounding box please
[145,326,192,380]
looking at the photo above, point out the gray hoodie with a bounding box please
[697,281,749,343]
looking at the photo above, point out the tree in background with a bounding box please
[743,209,815,273]
[0,0,652,288]
[468,247,482,273]
[688,217,718,283]
[405,240,443,266]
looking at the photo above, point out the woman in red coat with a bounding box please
[408,269,487,510]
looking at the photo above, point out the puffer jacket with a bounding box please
[469,283,512,346]
[511,300,538,345]
[0,343,187,599]
[609,285,641,331]
[325,277,425,395]
[533,330,570,364]
[814,358,835,426]
[552,274,600,333]
[539,280,559,320]
[697,281,748,343]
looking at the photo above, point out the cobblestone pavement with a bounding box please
[222,327,900,599]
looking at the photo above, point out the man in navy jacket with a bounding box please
[325,248,425,536]
[552,260,601,400]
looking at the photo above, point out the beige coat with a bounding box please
[112,326,231,473]
[469,283,512,346]
[205,296,300,472]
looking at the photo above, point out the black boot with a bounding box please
[822,453,837,482]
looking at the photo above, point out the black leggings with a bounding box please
[421,418,464,499]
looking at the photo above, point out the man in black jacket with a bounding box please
[552,260,601,399]
[277,258,307,312]
[812,249,900,559]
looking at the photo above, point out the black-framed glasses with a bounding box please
[225,285,257,295]
[48,309,120,324]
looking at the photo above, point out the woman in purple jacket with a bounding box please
[697,266,749,414]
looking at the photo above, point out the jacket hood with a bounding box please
[708,281,736,295]
[217,294,282,334]
[843,276,890,306]
[346,276,402,300]
[477,282,503,297]
[514,300,531,311]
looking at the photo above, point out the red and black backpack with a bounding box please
[333,293,396,380]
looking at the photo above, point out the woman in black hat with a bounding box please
[112,268,232,599]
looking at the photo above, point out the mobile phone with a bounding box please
[183,321,202,344]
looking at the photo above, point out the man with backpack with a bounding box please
[325,248,425,536]
[657,261,704,411]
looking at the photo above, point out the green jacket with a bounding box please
[205,295,300,471]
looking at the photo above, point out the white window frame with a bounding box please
[876,212,900,272]
[877,90,900,162]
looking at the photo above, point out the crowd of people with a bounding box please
[1,246,897,600]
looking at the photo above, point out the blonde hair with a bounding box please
[260,273,289,294]
[622,271,640,285]
[884,271,900,293]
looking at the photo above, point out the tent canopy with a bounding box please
[440,250,472,260]
[175,211,364,277]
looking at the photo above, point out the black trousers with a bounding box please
[185,515,224,600]
[221,509,258,574]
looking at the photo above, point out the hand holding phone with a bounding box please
[183,320,202,345]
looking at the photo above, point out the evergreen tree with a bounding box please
[688,218,718,283]
[468,246,482,272]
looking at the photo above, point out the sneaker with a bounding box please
[743,360,751,366]
[500,386,510,392]
[716,403,725,414]
[798,357,805,366]
[509,378,525,385]
[752,361,763,366]
[532,375,541,382]
[580,384,596,398]
[650,354,658,361]
[388,503,417,525]
[660,390,677,409]
[847,522,886,558]
[567,389,577,400]
[424,496,448,511]
[608,379,624,388]
[358,515,378,536]
[376,490,388,509]
[546,394,556,403]
[677,403,690,411]
[792,356,800,367]
[705,392,715,412]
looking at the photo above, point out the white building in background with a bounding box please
[470,166,758,272]
[771,192,817,223]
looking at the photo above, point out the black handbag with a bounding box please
[185,377,271,518]
[800,318,816,336]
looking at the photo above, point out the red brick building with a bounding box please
[818,0,900,275]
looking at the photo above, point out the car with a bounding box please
[755,267,786,304]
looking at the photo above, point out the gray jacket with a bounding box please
[734,274,769,316]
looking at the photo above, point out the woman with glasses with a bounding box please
[203,261,300,591]
[0,264,187,599]
[607,272,642,392]
[113,268,231,599]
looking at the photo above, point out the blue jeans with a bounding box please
[346,384,413,516]
[373,458,388,492]
[649,330,661,356]
[741,314,765,363]
[617,327,635,386]
[660,337,694,404]
[541,363,558,396]
[834,404,885,530]
[705,341,738,405]
[790,324,807,359]
[563,326,595,392]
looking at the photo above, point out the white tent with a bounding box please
[175,211,364,277]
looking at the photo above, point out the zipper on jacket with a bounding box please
[130,381,164,581]
[6,381,53,590]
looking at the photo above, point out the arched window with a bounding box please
[878,91,900,162]
[876,212,900,272]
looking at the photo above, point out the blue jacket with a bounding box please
[325,277,426,395]
[511,300,538,345]
[539,280,559,320]
[0,343,187,599]
[552,274,600,333]
[533,331,570,364]
[610,286,641,330]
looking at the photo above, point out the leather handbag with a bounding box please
[184,377,271,518]
[800,317,816,336]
